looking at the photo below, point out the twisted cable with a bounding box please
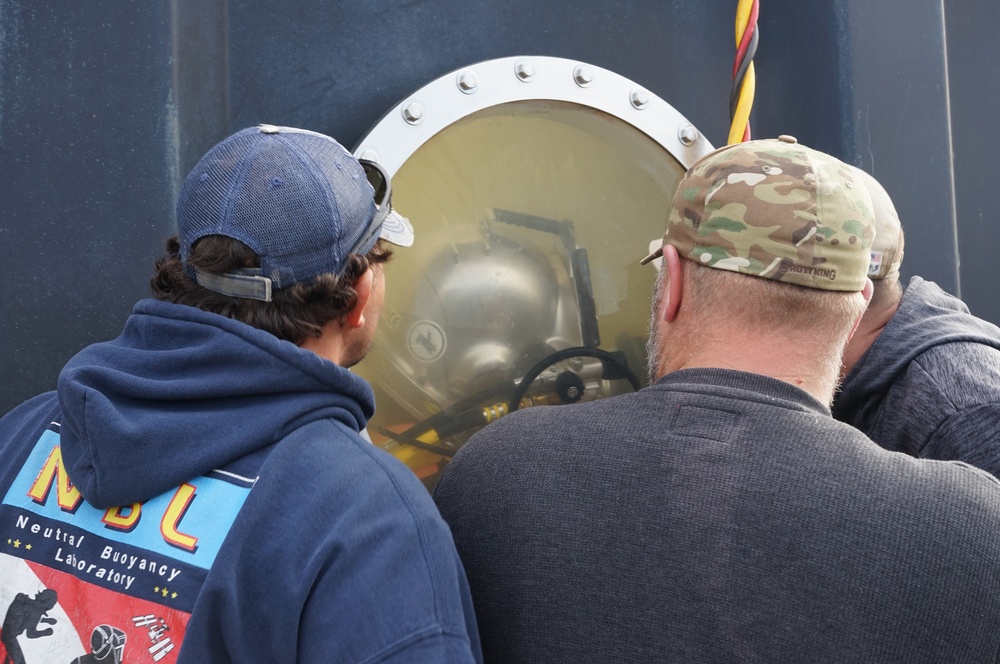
[729,0,759,144]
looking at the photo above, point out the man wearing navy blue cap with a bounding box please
[0,125,482,663]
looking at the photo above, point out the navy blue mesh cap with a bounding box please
[177,124,413,301]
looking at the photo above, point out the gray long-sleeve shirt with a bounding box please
[436,368,1000,663]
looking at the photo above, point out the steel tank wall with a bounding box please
[943,0,1000,323]
[1,1,994,414]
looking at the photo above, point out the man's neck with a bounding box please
[841,297,900,376]
[298,319,350,366]
[660,332,844,406]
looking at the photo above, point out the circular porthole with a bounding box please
[353,56,713,488]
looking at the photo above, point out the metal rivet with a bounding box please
[356,147,379,162]
[678,123,700,146]
[456,70,479,94]
[573,65,594,87]
[630,88,650,110]
[402,102,425,125]
[515,60,536,82]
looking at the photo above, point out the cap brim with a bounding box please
[379,209,414,248]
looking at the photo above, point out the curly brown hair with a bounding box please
[150,235,392,344]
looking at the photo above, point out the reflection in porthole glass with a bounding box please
[354,99,687,489]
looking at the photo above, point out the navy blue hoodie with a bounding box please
[834,276,1000,476]
[0,298,482,663]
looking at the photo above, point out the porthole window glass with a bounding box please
[353,58,711,488]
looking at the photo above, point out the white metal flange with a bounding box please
[355,55,713,175]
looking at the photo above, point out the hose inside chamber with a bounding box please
[377,209,643,457]
[379,346,642,458]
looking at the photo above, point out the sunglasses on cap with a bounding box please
[344,158,395,260]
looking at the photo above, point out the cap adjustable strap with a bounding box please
[193,267,274,302]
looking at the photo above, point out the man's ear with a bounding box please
[846,277,875,341]
[861,277,874,305]
[661,244,685,323]
[343,268,373,329]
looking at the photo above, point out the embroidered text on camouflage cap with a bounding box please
[643,136,875,292]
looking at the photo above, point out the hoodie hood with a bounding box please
[834,276,1000,431]
[57,298,375,509]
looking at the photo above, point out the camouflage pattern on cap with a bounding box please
[662,136,875,292]
[849,166,905,280]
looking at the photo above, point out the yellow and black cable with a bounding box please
[729,0,759,144]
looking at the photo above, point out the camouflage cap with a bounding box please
[641,136,875,292]
[849,166,904,280]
